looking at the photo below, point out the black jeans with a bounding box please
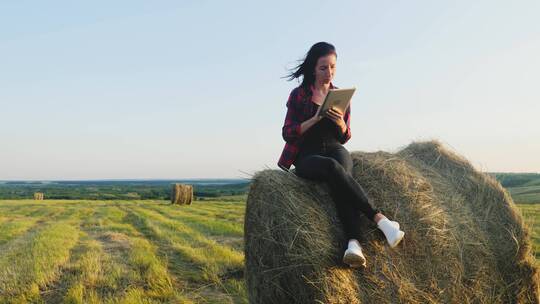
[294,142,381,242]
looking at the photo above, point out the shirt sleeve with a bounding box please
[282,88,303,143]
[338,105,352,144]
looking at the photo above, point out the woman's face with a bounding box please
[314,53,336,86]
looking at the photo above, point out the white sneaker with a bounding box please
[343,240,367,268]
[377,218,405,248]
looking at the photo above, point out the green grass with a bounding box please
[517,203,540,263]
[0,198,538,303]
[0,200,246,304]
[0,221,79,302]
[509,186,540,204]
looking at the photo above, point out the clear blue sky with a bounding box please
[1,1,539,179]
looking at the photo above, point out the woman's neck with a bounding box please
[312,81,331,94]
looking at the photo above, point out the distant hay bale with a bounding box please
[33,192,44,200]
[244,140,539,304]
[171,183,193,205]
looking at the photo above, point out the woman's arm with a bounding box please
[299,114,322,135]
[282,107,322,143]
[282,89,322,143]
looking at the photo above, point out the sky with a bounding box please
[1,1,539,180]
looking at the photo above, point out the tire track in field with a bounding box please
[194,203,246,216]
[119,204,240,304]
[136,202,248,303]
[102,203,193,303]
[41,204,161,303]
[138,203,244,252]
[40,207,101,303]
[40,233,94,303]
[0,217,42,247]
[0,204,81,253]
[140,202,243,236]
[0,207,64,247]
[127,204,245,267]
[118,205,201,281]
[0,218,80,303]
[151,201,245,224]
[135,202,247,304]
[34,206,96,301]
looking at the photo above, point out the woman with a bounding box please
[277,42,405,268]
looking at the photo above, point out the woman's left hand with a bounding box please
[325,107,347,133]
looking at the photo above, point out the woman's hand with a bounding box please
[325,107,347,133]
[311,104,324,123]
[299,104,324,136]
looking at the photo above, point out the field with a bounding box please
[0,180,250,200]
[493,173,540,204]
[518,203,540,262]
[0,200,246,303]
[0,197,539,303]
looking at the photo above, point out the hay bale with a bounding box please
[171,183,193,205]
[33,192,44,200]
[244,140,539,304]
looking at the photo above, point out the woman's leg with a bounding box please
[327,145,405,247]
[295,151,404,249]
[295,154,371,242]
[324,145,382,221]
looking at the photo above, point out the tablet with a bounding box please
[318,87,356,117]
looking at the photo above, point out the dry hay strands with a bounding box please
[171,183,193,205]
[244,140,539,304]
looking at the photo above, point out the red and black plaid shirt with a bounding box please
[278,83,352,171]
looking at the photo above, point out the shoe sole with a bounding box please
[343,252,367,268]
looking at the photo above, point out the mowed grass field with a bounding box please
[518,203,540,262]
[0,200,246,304]
[0,198,539,303]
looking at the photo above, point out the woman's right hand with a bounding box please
[312,105,324,123]
[299,105,324,136]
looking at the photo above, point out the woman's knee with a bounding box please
[325,158,347,176]
[340,155,353,174]
[331,147,353,173]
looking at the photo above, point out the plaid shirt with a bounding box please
[278,83,351,171]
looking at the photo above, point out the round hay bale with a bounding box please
[244,140,539,304]
[171,183,193,205]
[33,192,44,200]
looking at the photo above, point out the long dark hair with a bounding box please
[284,42,337,97]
